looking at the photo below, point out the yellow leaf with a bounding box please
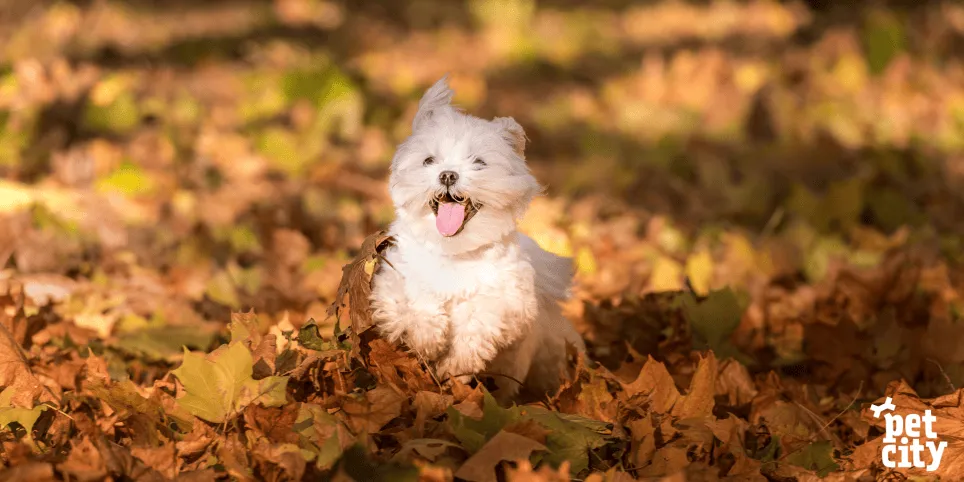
[575,246,596,276]
[685,248,713,296]
[650,256,682,292]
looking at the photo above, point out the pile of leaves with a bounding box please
[4,0,964,480]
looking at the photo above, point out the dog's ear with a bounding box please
[412,76,454,131]
[493,116,527,157]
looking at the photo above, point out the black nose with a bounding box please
[439,170,459,187]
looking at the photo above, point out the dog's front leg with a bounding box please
[370,268,449,360]
[436,288,538,384]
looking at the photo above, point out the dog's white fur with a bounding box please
[370,77,585,401]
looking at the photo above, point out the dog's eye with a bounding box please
[423,157,435,166]
[473,158,487,167]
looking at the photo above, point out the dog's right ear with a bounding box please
[412,76,454,131]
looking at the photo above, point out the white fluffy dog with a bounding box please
[370,77,585,401]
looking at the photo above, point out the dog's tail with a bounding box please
[518,234,573,302]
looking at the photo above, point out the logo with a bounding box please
[870,397,947,471]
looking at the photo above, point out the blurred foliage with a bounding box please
[3,0,964,480]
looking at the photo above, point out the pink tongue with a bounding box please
[435,202,466,237]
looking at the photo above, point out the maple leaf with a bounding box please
[88,378,194,432]
[171,342,289,423]
[0,386,48,447]
[0,314,54,408]
[455,430,547,482]
[621,355,680,413]
[785,440,839,476]
[671,351,718,419]
[447,389,610,475]
[332,445,419,482]
[853,381,964,477]
[678,288,749,362]
[294,403,355,470]
[327,230,394,345]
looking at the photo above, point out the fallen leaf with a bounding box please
[414,391,453,437]
[0,386,49,446]
[0,321,52,407]
[341,385,405,434]
[130,444,177,479]
[671,352,718,419]
[621,356,680,413]
[327,230,394,341]
[454,430,547,482]
[171,342,289,423]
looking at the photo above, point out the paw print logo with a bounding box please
[870,397,896,419]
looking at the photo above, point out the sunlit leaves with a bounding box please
[171,342,289,423]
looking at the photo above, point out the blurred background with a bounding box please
[2,0,964,398]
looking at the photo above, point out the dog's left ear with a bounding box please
[413,76,454,131]
[493,116,527,157]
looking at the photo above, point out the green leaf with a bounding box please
[446,389,610,474]
[863,9,906,75]
[171,342,289,423]
[298,318,340,351]
[679,288,742,350]
[518,407,609,474]
[447,390,522,453]
[786,440,839,476]
[84,92,140,134]
[334,445,419,482]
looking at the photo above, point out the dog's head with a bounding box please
[389,77,541,254]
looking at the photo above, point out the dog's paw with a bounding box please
[405,328,445,360]
[442,374,474,389]
[436,353,484,385]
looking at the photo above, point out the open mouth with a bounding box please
[429,192,480,237]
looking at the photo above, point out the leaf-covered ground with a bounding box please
[3,1,964,480]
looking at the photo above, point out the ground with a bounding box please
[2,1,964,480]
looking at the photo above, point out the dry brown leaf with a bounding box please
[0,317,53,407]
[0,461,56,481]
[853,380,964,477]
[706,414,763,477]
[627,416,657,469]
[342,385,406,434]
[175,419,217,459]
[244,403,300,444]
[57,437,107,481]
[130,444,177,479]
[716,358,758,407]
[414,391,454,437]
[583,469,638,482]
[503,419,552,445]
[671,352,718,419]
[327,230,394,340]
[368,338,436,390]
[251,437,307,481]
[636,445,689,478]
[505,460,570,482]
[621,355,680,413]
[218,434,254,481]
[454,430,547,482]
